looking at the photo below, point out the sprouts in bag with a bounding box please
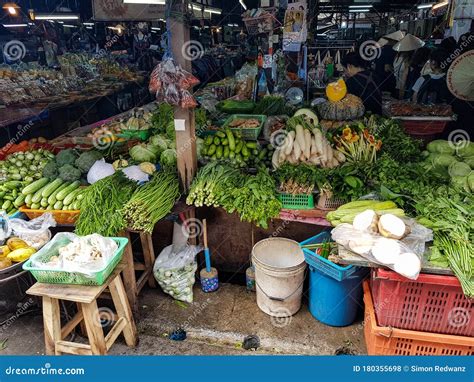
[153,244,202,303]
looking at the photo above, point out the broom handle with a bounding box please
[203,219,208,248]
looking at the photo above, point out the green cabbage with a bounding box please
[129,144,157,163]
[468,173,474,192]
[149,135,168,152]
[430,154,457,167]
[449,161,471,177]
[456,142,474,158]
[427,140,455,155]
[464,156,474,168]
[160,149,177,167]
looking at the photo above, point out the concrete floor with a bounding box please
[0,283,366,355]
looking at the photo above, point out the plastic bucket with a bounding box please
[308,264,367,327]
[252,238,306,317]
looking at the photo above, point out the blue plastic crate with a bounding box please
[300,231,357,282]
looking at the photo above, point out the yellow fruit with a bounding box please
[0,257,12,270]
[326,78,347,102]
[0,245,11,258]
[7,237,29,251]
[7,247,36,262]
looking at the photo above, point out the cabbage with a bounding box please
[468,173,474,192]
[456,142,474,158]
[166,121,175,140]
[430,154,457,167]
[129,144,158,163]
[427,140,455,155]
[465,156,474,169]
[160,149,177,167]
[449,161,471,177]
[196,137,204,159]
[149,135,168,152]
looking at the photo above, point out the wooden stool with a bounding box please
[26,264,137,355]
[120,230,157,314]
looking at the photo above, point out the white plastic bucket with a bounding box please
[252,238,306,317]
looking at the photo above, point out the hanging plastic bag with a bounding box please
[87,159,115,185]
[9,213,56,250]
[153,244,202,303]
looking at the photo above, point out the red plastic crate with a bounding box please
[363,281,474,355]
[371,268,473,337]
[400,120,448,135]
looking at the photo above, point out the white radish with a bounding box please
[272,149,280,169]
[334,150,346,163]
[299,152,306,162]
[293,140,301,159]
[378,214,409,240]
[310,136,317,155]
[279,148,287,162]
[372,238,401,265]
[325,138,334,163]
[313,128,323,155]
[284,131,295,156]
[295,125,306,155]
[303,129,312,159]
[308,155,321,165]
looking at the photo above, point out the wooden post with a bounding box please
[169,0,197,192]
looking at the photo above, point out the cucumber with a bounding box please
[216,131,226,138]
[226,130,235,151]
[2,200,12,210]
[30,203,41,209]
[48,182,70,205]
[22,177,49,195]
[246,142,258,149]
[56,181,80,201]
[41,178,64,198]
[25,193,33,206]
[40,199,49,208]
[32,185,48,204]
[63,188,82,206]
[76,193,84,201]
[53,201,63,210]
[13,194,26,208]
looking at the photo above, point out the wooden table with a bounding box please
[27,263,137,355]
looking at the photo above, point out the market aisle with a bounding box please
[1,284,365,355]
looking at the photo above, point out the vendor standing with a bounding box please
[341,51,382,114]
[412,49,452,104]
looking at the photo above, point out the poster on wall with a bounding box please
[283,1,307,51]
[92,0,165,21]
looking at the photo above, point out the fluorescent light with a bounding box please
[86,26,93,29]
[204,7,221,14]
[417,3,434,9]
[349,9,370,12]
[432,1,448,9]
[35,14,80,20]
[349,5,373,8]
[83,22,94,26]
[63,24,77,28]
[123,0,165,4]
[151,27,160,30]
[239,0,247,10]
[2,23,27,28]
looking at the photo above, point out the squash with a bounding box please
[317,94,365,121]
[326,79,347,102]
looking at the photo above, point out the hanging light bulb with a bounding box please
[2,3,20,16]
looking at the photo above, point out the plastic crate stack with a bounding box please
[363,269,474,355]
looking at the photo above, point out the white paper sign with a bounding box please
[174,119,186,131]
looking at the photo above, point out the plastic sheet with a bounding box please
[153,244,202,303]
[9,213,56,250]
[331,217,432,280]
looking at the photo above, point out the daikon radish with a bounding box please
[293,140,301,159]
[353,210,379,233]
[334,150,346,163]
[313,128,323,155]
[309,155,321,165]
[325,138,334,163]
[284,131,295,156]
[295,125,306,155]
[378,214,409,240]
[372,238,401,265]
[272,149,280,169]
[310,136,317,155]
[303,129,312,159]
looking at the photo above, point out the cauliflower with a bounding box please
[58,164,81,182]
[75,151,104,173]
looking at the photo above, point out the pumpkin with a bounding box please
[317,94,365,121]
[326,79,347,102]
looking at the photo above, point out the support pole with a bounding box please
[169,0,197,192]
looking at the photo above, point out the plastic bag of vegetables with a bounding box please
[153,244,202,302]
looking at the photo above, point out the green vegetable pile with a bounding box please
[187,163,281,228]
[216,99,255,114]
[123,170,180,233]
[75,172,137,236]
[43,149,103,183]
[254,96,290,116]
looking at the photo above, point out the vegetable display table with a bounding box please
[336,246,454,276]
[26,263,137,355]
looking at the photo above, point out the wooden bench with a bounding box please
[27,263,137,355]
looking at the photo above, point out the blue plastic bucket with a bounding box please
[308,265,367,327]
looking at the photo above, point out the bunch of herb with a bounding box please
[150,103,174,134]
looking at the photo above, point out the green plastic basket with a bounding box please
[222,114,266,140]
[278,193,314,210]
[117,129,151,141]
[23,237,128,286]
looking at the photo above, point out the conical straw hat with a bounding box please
[393,34,425,52]
[384,30,406,42]
[447,50,474,101]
